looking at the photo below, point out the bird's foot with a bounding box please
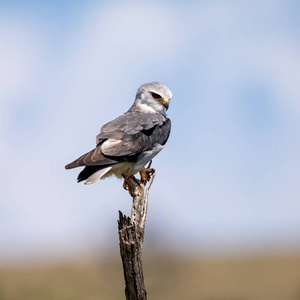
[140,168,155,184]
[123,175,135,195]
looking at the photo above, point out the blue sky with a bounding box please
[1,0,300,261]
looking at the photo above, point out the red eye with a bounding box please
[151,92,161,99]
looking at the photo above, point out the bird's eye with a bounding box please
[151,93,161,99]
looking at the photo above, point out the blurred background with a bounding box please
[1,0,300,299]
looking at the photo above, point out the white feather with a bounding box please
[84,166,112,185]
[102,143,165,179]
[135,98,167,115]
[101,138,122,154]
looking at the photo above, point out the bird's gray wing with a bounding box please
[65,144,124,169]
[97,112,171,158]
[97,112,165,140]
[65,112,171,169]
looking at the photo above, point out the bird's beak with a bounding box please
[162,99,169,110]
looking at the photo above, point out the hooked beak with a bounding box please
[162,99,169,110]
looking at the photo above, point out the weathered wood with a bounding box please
[118,211,147,300]
[118,171,155,300]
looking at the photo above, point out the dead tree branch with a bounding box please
[118,170,155,300]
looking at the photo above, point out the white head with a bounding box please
[133,82,172,115]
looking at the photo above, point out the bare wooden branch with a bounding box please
[140,172,155,242]
[118,211,146,300]
[118,168,155,300]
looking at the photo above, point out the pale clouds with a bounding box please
[1,1,300,259]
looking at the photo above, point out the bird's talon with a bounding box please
[123,176,135,195]
[140,168,155,183]
[149,168,155,175]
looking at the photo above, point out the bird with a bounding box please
[65,82,172,191]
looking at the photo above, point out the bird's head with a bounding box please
[133,82,172,115]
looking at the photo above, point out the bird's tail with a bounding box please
[83,166,112,185]
[77,165,113,184]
